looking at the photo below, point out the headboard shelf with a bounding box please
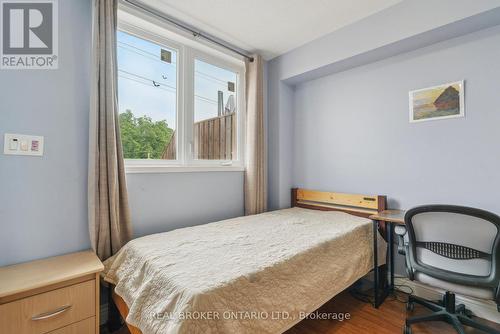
[291,188,386,218]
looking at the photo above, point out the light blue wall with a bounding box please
[0,0,245,267]
[0,0,92,267]
[127,172,244,238]
[267,0,500,209]
[266,3,500,275]
[291,25,500,276]
[292,25,500,214]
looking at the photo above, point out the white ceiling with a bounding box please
[142,0,402,60]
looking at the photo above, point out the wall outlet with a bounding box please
[3,133,44,156]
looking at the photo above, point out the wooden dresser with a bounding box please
[0,251,104,334]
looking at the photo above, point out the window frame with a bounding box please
[117,22,184,167]
[186,49,246,167]
[117,10,246,173]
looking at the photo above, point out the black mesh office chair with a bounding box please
[395,205,500,334]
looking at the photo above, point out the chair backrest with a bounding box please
[405,205,500,289]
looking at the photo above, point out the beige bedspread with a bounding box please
[103,207,386,334]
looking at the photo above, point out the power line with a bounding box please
[118,69,177,91]
[195,95,218,105]
[118,75,173,93]
[118,40,178,64]
[118,41,166,59]
[118,72,218,105]
[118,51,229,90]
[117,42,178,66]
[118,45,166,65]
[118,49,230,89]
[117,41,235,89]
[195,70,227,87]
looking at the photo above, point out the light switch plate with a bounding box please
[3,133,44,156]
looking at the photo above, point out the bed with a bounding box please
[103,188,388,334]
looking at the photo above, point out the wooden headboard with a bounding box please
[291,188,386,219]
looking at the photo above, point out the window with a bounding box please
[116,15,245,172]
[117,31,177,160]
[194,59,238,160]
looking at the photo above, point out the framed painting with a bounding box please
[409,80,464,123]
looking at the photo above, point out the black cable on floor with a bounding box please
[348,280,415,305]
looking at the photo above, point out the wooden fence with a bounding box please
[162,131,176,160]
[162,112,235,160]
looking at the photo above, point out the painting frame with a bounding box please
[409,80,465,123]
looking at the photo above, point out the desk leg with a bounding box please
[373,219,379,308]
[385,222,394,292]
[389,222,395,291]
[374,220,394,308]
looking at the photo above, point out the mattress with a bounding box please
[103,207,387,334]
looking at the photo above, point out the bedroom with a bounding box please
[1,0,500,333]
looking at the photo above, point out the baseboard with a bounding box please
[395,277,499,324]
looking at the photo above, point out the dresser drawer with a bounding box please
[0,279,96,334]
[49,317,95,334]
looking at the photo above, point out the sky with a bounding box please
[117,31,237,129]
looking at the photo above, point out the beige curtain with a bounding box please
[88,0,132,260]
[244,55,267,215]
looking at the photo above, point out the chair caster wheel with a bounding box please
[460,309,473,318]
[403,324,412,334]
[406,302,414,312]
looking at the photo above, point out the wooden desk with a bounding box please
[370,209,406,308]
[370,209,405,225]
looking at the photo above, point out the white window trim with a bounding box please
[185,49,246,168]
[125,165,245,174]
[117,7,246,174]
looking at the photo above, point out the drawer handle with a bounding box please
[31,304,72,321]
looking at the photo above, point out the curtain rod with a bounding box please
[121,0,254,62]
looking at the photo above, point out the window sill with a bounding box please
[125,165,245,174]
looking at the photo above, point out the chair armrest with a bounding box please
[394,225,415,280]
[394,225,407,255]
[394,225,407,235]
